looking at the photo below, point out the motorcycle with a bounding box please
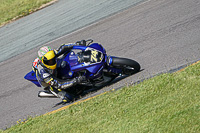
[24,39,140,102]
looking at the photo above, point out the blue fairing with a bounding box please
[70,43,105,74]
[56,51,78,79]
[88,43,106,54]
[71,62,104,74]
[24,70,41,87]
[86,63,104,74]
[68,52,79,67]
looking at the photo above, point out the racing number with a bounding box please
[91,49,98,62]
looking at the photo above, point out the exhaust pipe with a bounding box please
[38,91,57,98]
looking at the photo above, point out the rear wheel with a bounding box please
[111,57,140,75]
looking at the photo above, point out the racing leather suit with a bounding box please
[32,42,86,101]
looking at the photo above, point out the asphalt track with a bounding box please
[1,0,200,129]
[0,0,145,63]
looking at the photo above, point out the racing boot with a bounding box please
[49,86,74,103]
[57,91,73,103]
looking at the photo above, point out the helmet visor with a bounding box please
[43,56,56,66]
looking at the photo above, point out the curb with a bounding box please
[177,60,200,73]
[46,92,108,115]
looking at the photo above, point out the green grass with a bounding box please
[0,0,54,26]
[2,62,200,133]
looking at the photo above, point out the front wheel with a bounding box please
[111,57,140,75]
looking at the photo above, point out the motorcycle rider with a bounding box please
[32,40,87,103]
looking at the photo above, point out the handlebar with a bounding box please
[75,39,93,46]
[86,39,93,46]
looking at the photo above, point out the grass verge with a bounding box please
[0,0,56,27]
[2,62,200,132]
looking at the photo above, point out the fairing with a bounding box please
[24,70,41,87]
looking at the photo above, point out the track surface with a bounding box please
[0,0,145,62]
[1,0,200,129]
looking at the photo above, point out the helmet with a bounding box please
[41,50,57,70]
[38,46,52,60]
[38,46,57,70]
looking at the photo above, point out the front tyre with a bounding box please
[111,57,140,75]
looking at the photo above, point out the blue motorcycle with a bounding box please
[24,39,140,101]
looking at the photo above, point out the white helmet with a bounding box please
[38,46,52,61]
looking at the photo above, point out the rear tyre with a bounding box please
[111,57,140,75]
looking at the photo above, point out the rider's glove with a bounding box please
[76,40,86,46]
[55,43,74,57]
[56,44,65,52]
[50,80,59,87]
